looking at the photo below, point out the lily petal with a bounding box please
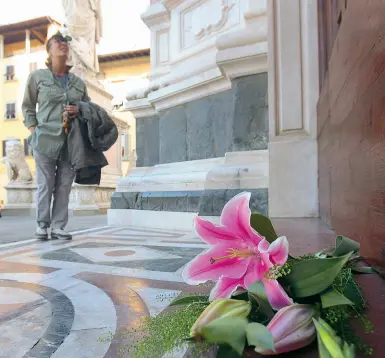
[220,192,263,244]
[258,238,270,252]
[268,236,289,265]
[182,243,250,284]
[243,257,267,288]
[194,216,237,245]
[262,279,293,310]
[274,323,316,354]
[209,276,245,301]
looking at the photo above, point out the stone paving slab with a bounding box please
[0,221,382,358]
[0,215,108,244]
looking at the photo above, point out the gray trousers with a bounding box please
[34,151,75,229]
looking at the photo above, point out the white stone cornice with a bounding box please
[85,79,113,100]
[124,0,269,113]
[147,67,231,112]
[216,46,267,80]
[161,0,185,11]
[111,114,129,131]
[141,3,170,28]
[215,0,268,80]
[124,98,156,118]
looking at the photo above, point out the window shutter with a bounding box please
[5,65,15,80]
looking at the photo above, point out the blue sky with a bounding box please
[0,0,150,54]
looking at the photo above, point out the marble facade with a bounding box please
[109,0,320,228]
[109,0,271,227]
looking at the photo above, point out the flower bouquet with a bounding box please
[124,192,374,358]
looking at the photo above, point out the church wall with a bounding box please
[318,0,385,262]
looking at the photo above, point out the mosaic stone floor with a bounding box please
[0,226,211,358]
[0,220,383,358]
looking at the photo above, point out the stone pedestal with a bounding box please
[2,182,116,217]
[2,183,37,216]
[69,184,115,216]
[108,0,269,229]
[67,79,128,214]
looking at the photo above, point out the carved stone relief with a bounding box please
[181,0,239,49]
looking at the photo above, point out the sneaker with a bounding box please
[51,228,72,240]
[35,227,49,240]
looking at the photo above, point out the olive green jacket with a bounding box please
[22,69,90,160]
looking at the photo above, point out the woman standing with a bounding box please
[22,32,90,241]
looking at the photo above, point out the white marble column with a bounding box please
[0,35,4,59]
[25,30,31,54]
[268,0,319,217]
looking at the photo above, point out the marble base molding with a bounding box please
[108,209,221,231]
[117,150,268,193]
[110,188,268,216]
[108,209,197,231]
[108,149,268,225]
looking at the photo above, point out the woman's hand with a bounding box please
[64,105,79,118]
[28,126,36,133]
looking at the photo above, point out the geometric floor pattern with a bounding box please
[0,226,210,358]
[1,220,384,358]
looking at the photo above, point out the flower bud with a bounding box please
[190,298,251,338]
[313,318,355,358]
[255,304,317,355]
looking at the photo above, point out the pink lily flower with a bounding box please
[182,192,293,310]
[254,304,317,355]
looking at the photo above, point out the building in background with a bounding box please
[0,17,55,203]
[99,48,150,175]
[0,17,150,204]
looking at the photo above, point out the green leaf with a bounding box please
[313,318,345,358]
[216,345,240,358]
[331,236,360,257]
[342,278,364,310]
[286,252,353,298]
[201,317,247,356]
[320,287,353,308]
[250,213,278,244]
[342,341,356,358]
[247,281,274,319]
[169,295,209,306]
[316,330,333,358]
[246,322,275,353]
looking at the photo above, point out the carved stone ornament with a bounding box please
[2,140,33,184]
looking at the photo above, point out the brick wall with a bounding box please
[318,0,385,262]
